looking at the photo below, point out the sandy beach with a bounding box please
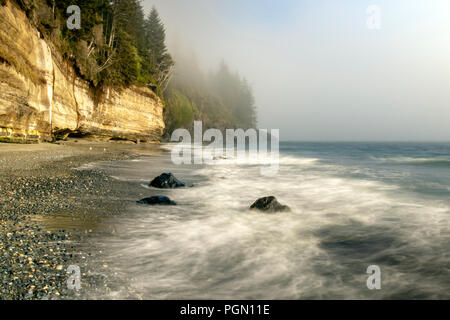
[0,140,162,299]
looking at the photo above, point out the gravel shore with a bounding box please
[0,140,160,300]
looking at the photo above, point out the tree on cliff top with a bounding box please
[101,0,142,87]
[22,0,173,91]
[98,2,174,91]
[141,6,174,92]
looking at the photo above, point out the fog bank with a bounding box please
[144,0,450,141]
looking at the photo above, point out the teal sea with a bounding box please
[88,142,450,299]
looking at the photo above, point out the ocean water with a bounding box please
[89,142,450,299]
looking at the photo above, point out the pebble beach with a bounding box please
[0,140,160,299]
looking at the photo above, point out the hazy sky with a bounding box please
[143,0,450,141]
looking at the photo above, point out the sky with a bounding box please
[143,0,450,141]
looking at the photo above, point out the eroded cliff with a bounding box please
[0,2,165,143]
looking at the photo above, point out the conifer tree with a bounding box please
[144,6,174,91]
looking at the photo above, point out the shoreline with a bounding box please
[1,140,449,300]
[0,139,162,299]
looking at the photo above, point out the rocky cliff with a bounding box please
[0,2,165,143]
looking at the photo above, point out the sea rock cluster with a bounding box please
[141,173,290,214]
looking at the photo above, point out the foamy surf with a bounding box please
[84,142,450,299]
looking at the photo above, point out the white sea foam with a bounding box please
[87,147,450,299]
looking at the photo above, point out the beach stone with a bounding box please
[137,196,177,206]
[149,173,186,189]
[250,196,290,213]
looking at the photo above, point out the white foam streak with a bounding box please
[93,148,450,299]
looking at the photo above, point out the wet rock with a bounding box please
[149,173,186,189]
[137,196,177,206]
[250,196,290,213]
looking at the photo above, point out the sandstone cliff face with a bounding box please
[0,2,165,143]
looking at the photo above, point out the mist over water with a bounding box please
[144,0,450,141]
[87,142,449,299]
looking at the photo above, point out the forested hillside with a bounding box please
[164,57,257,137]
[9,0,257,136]
[11,0,173,90]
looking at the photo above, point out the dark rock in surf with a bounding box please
[250,196,290,213]
[149,173,186,189]
[137,196,177,206]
